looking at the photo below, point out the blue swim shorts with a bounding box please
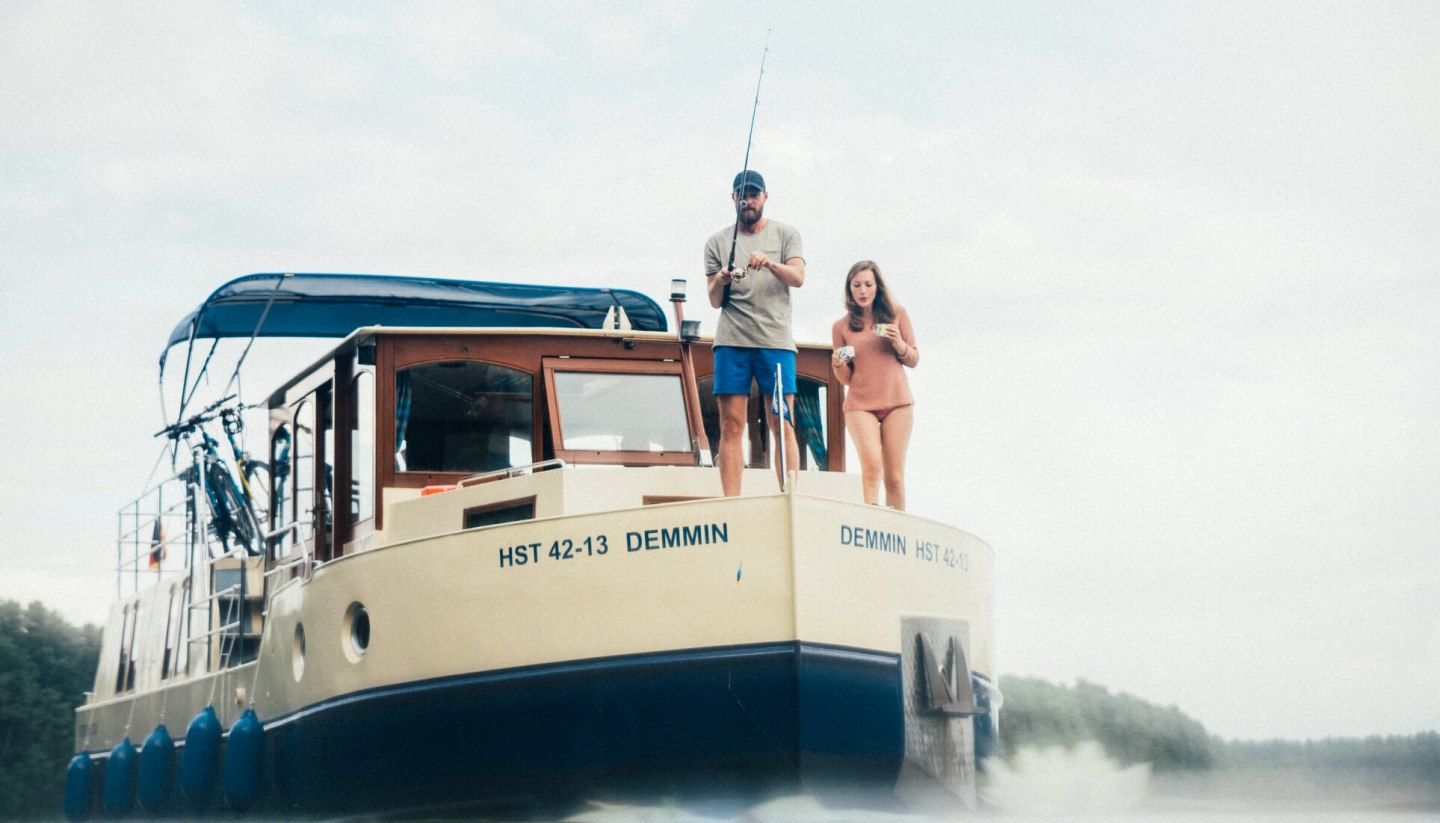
[712,346,796,396]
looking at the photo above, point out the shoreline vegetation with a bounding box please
[997,675,1440,811]
[2,599,1436,818]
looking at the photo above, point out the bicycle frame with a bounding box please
[159,396,264,558]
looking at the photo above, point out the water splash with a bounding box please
[981,741,1152,815]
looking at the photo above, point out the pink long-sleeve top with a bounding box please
[831,305,918,413]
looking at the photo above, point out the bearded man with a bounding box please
[704,170,806,496]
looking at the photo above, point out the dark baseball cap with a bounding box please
[733,170,766,193]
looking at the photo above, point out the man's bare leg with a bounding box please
[717,394,749,496]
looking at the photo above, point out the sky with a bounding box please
[2,1,1436,743]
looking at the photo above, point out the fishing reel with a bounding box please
[729,266,748,281]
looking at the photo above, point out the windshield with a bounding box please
[552,371,691,453]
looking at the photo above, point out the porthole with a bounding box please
[292,623,306,681]
[342,602,370,663]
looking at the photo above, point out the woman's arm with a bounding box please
[888,308,919,367]
[831,323,853,385]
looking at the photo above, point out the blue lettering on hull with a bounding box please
[627,522,729,551]
[839,525,907,555]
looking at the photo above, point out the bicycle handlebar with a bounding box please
[155,394,238,439]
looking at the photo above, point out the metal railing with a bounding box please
[114,469,191,599]
[457,458,566,489]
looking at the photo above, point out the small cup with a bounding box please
[873,323,889,337]
[835,345,855,363]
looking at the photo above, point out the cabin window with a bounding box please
[794,377,830,471]
[319,386,335,554]
[394,361,534,474]
[554,372,689,451]
[115,603,138,694]
[697,375,830,471]
[349,370,375,524]
[270,423,293,551]
[463,497,537,529]
[293,399,316,546]
[161,582,186,680]
[542,358,698,466]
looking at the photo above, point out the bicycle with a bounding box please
[219,404,271,536]
[156,396,267,558]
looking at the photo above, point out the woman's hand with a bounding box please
[831,351,853,384]
[882,324,908,355]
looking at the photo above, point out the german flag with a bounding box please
[148,519,166,569]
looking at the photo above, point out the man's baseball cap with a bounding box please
[733,170,766,193]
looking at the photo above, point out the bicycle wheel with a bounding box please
[240,461,271,532]
[207,463,261,556]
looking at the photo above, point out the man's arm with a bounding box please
[746,251,806,288]
[706,269,732,308]
[704,235,731,308]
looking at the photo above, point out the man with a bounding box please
[704,170,806,496]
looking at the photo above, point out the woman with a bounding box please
[831,260,919,509]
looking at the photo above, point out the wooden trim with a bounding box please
[642,495,715,505]
[332,352,354,558]
[375,337,395,531]
[354,332,848,528]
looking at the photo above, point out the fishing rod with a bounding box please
[724,30,771,304]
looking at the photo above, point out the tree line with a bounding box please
[0,600,101,820]
[998,674,1440,779]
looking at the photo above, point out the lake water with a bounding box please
[466,742,1440,823]
[39,743,1439,822]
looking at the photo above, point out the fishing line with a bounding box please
[723,29,771,306]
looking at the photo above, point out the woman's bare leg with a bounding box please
[879,405,914,510]
[845,410,883,505]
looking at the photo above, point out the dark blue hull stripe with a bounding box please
[251,642,904,815]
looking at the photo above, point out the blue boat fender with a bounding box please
[138,723,176,813]
[179,705,222,811]
[224,707,266,811]
[101,736,138,817]
[63,753,94,822]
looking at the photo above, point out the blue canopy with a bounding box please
[162,272,669,365]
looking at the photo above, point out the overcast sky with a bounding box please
[2,1,1436,742]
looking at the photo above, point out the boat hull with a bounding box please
[264,642,900,815]
[77,488,995,815]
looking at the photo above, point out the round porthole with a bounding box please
[292,623,306,681]
[342,602,370,663]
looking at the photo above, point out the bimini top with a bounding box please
[162,272,668,363]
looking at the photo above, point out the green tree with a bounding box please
[0,600,102,820]
[997,675,1221,770]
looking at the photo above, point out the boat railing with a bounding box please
[114,469,192,599]
[184,545,264,672]
[457,458,567,489]
[184,605,249,672]
[264,519,317,584]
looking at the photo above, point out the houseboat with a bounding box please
[64,272,999,819]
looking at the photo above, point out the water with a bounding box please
[32,744,1438,822]
[506,742,1440,822]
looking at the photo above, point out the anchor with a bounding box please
[916,633,986,717]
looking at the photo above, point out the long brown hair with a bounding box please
[844,260,896,332]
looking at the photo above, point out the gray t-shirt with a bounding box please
[703,219,804,351]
